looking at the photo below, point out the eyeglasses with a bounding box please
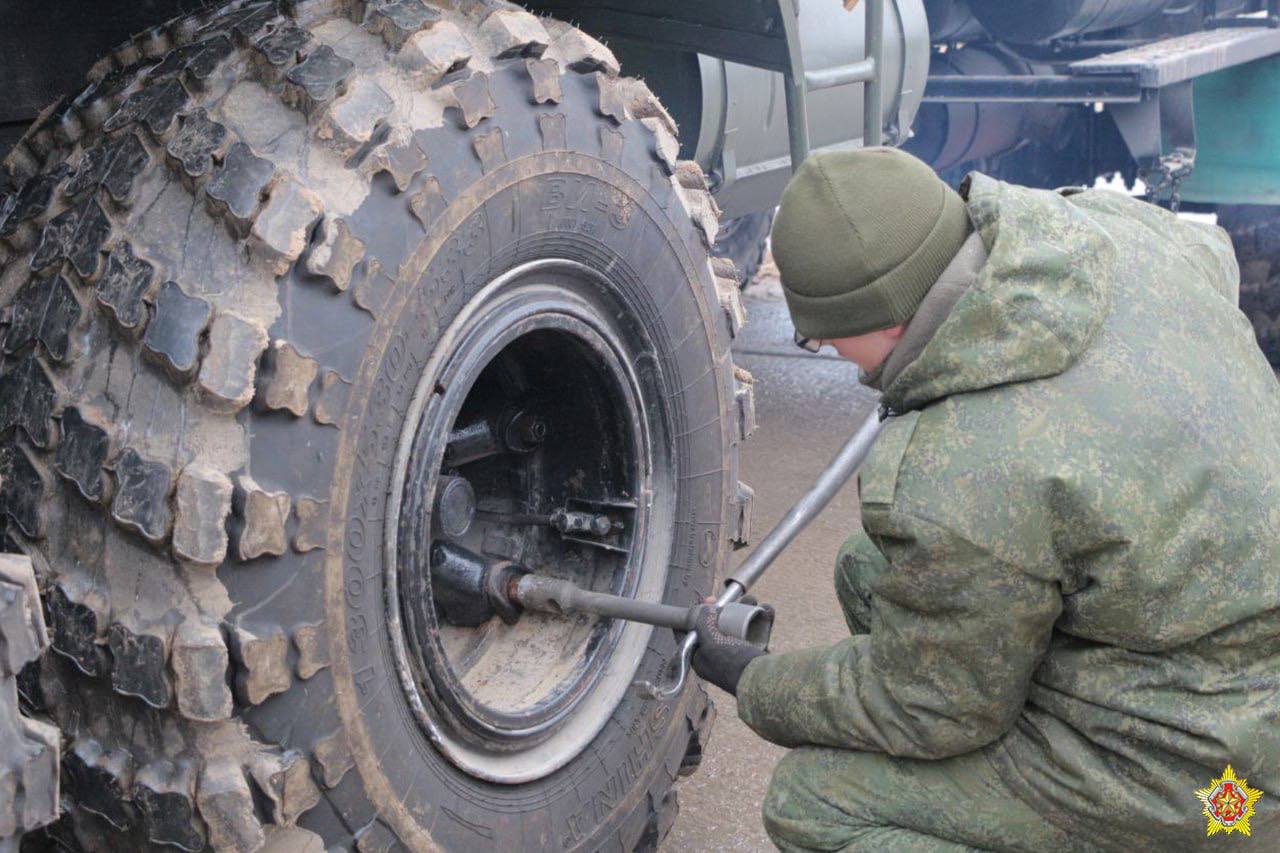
[793,331,822,353]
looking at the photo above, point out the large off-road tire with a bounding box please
[1218,205,1280,366]
[712,209,774,290]
[0,1,755,849]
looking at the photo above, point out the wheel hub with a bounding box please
[386,261,672,783]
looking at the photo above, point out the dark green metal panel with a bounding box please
[1179,55,1280,205]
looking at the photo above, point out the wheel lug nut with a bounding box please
[505,410,548,452]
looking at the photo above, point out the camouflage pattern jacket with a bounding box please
[737,174,1280,846]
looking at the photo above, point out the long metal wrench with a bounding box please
[513,574,774,646]
[637,407,887,699]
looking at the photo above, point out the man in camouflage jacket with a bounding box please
[691,147,1280,851]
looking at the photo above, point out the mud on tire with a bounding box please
[0,1,755,848]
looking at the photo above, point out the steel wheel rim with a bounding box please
[384,259,674,783]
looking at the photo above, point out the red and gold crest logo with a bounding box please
[1195,764,1264,837]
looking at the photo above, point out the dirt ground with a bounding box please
[663,264,879,851]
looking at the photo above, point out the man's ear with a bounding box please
[884,323,909,341]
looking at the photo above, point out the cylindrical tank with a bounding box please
[696,0,932,219]
[968,0,1172,43]
[905,47,1040,170]
[924,0,987,42]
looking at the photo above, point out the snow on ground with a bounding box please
[1093,173,1217,225]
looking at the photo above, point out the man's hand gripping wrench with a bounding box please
[639,410,884,698]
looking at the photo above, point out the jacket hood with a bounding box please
[881,174,1117,413]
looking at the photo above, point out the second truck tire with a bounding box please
[713,209,775,290]
[1218,205,1280,367]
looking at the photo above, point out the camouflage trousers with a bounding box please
[761,533,1101,853]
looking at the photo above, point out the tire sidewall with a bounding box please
[320,152,730,849]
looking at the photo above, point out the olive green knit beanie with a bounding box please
[772,147,971,339]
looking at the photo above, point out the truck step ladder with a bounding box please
[781,0,889,171]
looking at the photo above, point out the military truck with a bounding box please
[0,1,1275,849]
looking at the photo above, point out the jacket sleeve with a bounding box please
[736,513,1061,758]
